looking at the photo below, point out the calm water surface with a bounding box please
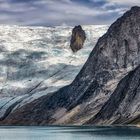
[0,126,140,140]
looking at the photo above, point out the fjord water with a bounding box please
[0,126,140,140]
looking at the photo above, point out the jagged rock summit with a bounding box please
[1,6,140,125]
[70,25,86,52]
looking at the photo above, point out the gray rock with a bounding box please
[86,65,140,125]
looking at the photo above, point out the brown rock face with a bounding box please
[70,25,86,52]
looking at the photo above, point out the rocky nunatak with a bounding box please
[70,25,86,52]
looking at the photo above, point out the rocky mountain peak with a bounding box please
[1,7,140,125]
[70,25,86,52]
[86,6,140,74]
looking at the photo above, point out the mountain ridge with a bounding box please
[1,6,140,125]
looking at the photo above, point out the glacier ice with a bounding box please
[0,25,108,116]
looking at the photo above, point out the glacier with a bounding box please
[0,25,108,119]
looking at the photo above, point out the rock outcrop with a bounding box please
[86,64,140,125]
[1,6,140,125]
[70,25,86,52]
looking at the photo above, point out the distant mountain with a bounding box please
[0,24,108,124]
[70,25,86,52]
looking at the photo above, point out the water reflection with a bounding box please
[0,126,140,140]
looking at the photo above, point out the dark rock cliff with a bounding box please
[1,6,140,125]
[86,65,140,125]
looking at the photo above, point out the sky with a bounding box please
[0,0,139,26]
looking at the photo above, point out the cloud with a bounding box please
[107,0,140,6]
[0,0,137,26]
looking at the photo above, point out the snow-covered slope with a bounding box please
[0,25,108,119]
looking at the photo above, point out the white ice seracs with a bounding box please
[0,24,108,116]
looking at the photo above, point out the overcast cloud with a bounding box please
[0,0,139,26]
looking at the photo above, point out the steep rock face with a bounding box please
[1,6,140,125]
[86,65,140,125]
[70,25,86,52]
